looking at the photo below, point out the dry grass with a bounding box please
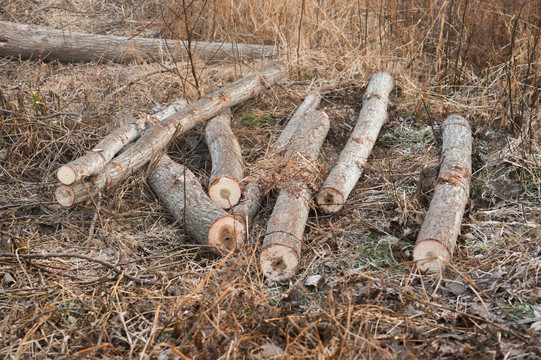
[1,0,540,358]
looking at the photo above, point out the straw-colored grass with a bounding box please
[1,0,540,358]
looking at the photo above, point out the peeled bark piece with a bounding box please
[148,155,245,255]
[413,115,472,272]
[232,93,321,223]
[0,21,275,63]
[260,110,330,281]
[317,72,393,213]
[54,61,286,207]
[204,109,243,209]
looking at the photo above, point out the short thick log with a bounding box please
[260,110,330,281]
[317,72,393,213]
[232,93,321,223]
[54,61,286,207]
[148,155,245,255]
[413,115,472,272]
[0,21,276,63]
[204,109,243,209]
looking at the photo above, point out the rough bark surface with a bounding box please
[413,115,472,272]
[148,155,245,255]
[57,125,141,185]
[0,21,276,63]
[54,61,286,207]
[204,109,243,209]
[317,72,393,213]
[260,110,330,281]
[232,94,321,223]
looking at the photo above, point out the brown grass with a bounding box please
[1,0,540,358]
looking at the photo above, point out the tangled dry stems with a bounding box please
[1,0,540,358]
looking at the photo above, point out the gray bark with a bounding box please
[260,110,330,281]
[54,61,286,207]
[204,109,243,209]
[148,155,245,255]
[0,21,276,63]
[413,115,472,272]
[232,93,321,224]
[317,72,393,213]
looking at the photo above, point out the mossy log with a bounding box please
[413,115,472,272]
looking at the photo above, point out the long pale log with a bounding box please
[413,115,472,272]
[317,72,393,213]
[148,155,245,255]
[204,109,243,209]
[55,61,286,207]
[232,93,321,223]
[0,21,275,63]
[56,102,188,185]
[260,110,330,281]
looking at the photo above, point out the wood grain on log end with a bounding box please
[57,165,78,185]
[316,187,345,214]
[259,244,299,281]
[208,176,242,209]
[412,239,451,272]
[208,215,246,255]
[55,184,76,207]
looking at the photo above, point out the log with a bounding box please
[148,155,245,255]
[232,93,321,223]
[316,72,393,214]
[413,115,472,272]
[54,61,286,207]
[204,109,243,209]
[0,21,276,63]
[259,110,330,281]
[57,101,188,185]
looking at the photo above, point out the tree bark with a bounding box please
[232,93,321,224]
[148,155,245,255]
[413,115,472,272]
[0,21,276,63]
[54,61,286,207]
[317,72,393,214]
[204,109,243,209]
[56,101,187,186]
[259,110,330,281]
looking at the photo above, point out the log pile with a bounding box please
[53,59,472,279]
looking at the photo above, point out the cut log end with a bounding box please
[208,215,246,255]
[57,165,78,185]
[412,239,451,272]
[259,244,299,281]
[316,187,345,214]
[55,184,76,207]
[208,177,242,209]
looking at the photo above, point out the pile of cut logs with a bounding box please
[55,62,472,280]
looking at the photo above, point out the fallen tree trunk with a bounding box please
[204,109,243,209]
[55,61,286,207]
[316,72,393,214]
[56,101,187,185]
[413,115,472,272]
[260,110,330,281]
[232,93,321,224]
[0,21,276,63]
[148,155,245,255]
